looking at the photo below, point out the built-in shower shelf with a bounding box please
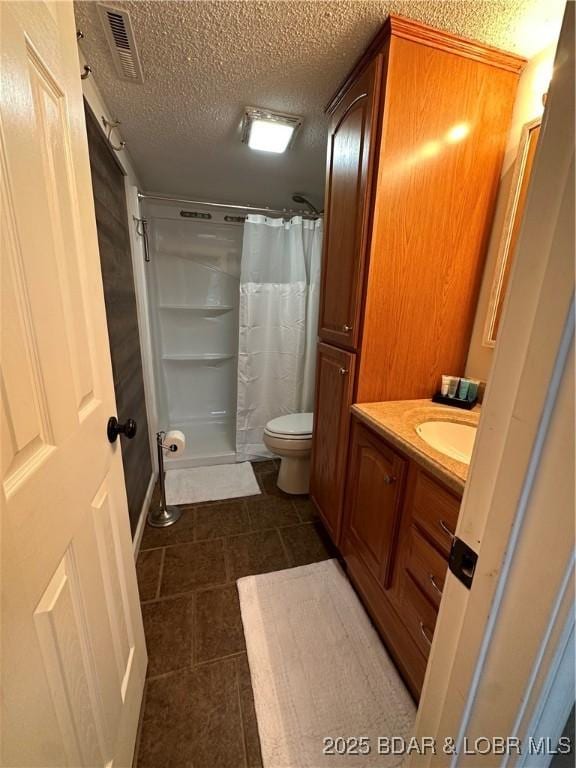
[150,212,243,467]
[162,353,236,362]
[159,304,234,312]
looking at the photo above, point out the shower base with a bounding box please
[163,418,236,469]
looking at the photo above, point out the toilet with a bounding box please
[263,412,314,495]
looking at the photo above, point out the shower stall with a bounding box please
[141,196,322,471]
[143,201,243,468]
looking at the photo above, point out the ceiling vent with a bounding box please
[97,4,144,83]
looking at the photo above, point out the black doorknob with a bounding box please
[107,416,137,443]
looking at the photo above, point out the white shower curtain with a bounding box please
[236,214,323,461]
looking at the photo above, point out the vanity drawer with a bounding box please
[405,525,447,610]
[411,469,460,557]
[401,571,438,660]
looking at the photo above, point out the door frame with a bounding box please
[410,4,574,763]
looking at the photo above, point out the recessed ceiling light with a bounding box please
[242,107,302,153]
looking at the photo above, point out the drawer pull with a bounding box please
[419,621,434,647]
[383,474,396,485]
[338,367,348,376]
[342,324,353,333]
[428,573,443,596]
[439,519,455,540]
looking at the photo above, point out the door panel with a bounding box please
[27,41,97,416]
[310,343,356,543]
[342,421,406,588]
[318,58,381,350]
[91,480,136,696]
[33,551,109,768]
[1,2,146,765]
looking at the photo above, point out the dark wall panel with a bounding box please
[85,102,152,536]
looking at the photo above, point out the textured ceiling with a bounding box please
[74,0,565,210]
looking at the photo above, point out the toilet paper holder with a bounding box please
[158,433,179,453]
[147,431,184,528]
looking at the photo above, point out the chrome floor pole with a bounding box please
[147,432,183,528]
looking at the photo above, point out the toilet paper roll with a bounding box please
[164,429,186,455]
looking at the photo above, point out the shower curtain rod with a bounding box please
[137,192,321,219]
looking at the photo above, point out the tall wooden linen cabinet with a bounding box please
[310,16,524,542]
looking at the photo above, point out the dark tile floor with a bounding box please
[133,460,336,768]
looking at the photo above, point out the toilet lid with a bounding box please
[265,412,313,438]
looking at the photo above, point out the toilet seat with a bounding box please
[264,412,313,440]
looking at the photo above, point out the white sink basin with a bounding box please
[416,421,477,464]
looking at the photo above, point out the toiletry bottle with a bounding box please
[447,376,459,398]
[466,379,480,401]
[441,375,450,396]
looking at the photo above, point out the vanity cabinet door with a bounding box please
[318,57,382,351]
[342,420,406,588]
[310,343,356,544]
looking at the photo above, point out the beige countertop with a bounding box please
[351,399,480,495]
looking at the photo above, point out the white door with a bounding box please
[409,4,574,764]
[1,2,147,766]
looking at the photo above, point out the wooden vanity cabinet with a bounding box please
[342,415,463,699]
[408,468,460,558]
[310,344,356,542]
[317,56,382,350]
[343,420,406,589]
[310,14,524,544]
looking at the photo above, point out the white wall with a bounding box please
[465,42,558,382]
